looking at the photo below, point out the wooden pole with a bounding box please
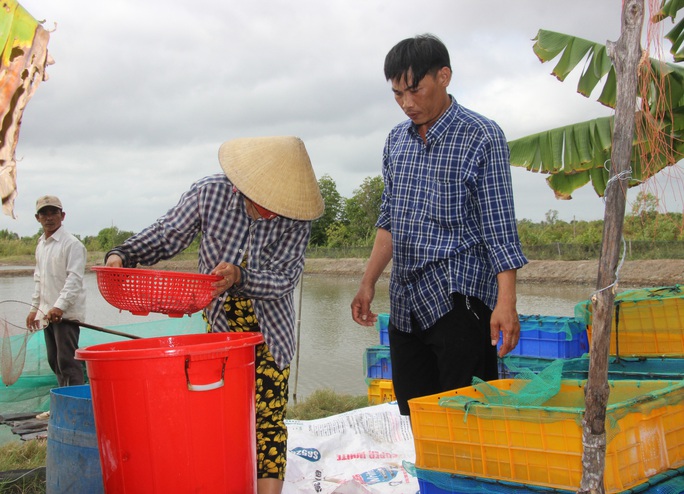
[578,1,644,493]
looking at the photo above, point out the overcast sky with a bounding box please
[5,0,683,238]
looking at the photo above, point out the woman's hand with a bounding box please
[210,261,242,297]
[106,254,124,267]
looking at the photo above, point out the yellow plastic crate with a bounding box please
[579,285,684,357]
[409,379,684,493]
[367,378,395,405]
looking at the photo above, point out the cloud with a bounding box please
[5,0,682,238]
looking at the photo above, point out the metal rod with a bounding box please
[63,319,141,339]
[292,275,304,405]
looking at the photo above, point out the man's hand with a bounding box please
[491,269,520,357]
[491,305,520,357]
[351,284,377,327]
[26,312,42,331]
[46,307,64,325]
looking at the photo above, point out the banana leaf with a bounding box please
[511,24,684,198]
[0,0,51,218]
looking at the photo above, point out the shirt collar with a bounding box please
[408,95,458,144]
[41,226,65,243]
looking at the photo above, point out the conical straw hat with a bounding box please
[218,136,324,221]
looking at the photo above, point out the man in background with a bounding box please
[26,195,87,387]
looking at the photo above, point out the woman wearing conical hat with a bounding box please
[106,136,324,494]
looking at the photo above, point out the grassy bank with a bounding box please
[0,441,46,493]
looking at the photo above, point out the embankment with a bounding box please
[2,258,682,287]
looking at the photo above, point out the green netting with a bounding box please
[436,359,684,443]
[501,355,684,381]
[574,284,683,325]
[573,284,684,357]
[519,314,583,341]
[439,358,565,408]
[1,302,51,386]
[363,344,391,379]
[0,373,56,413]
[0,313,206,413]
[561,356,684,381]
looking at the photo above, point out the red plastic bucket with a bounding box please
[75,332,263,494]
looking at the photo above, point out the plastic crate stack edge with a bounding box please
[365,313,394,405]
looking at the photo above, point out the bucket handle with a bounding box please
[184,356,227,392]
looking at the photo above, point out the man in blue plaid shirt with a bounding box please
[351,34,528,417]
[106,136,324,494]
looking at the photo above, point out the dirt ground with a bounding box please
[302,258,683,287]
[2,257,682,287]
[157,257,681,287]
[515,259,683,287]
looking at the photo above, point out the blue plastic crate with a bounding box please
[562,356,684,381]
[416,466,684,493]
[497,315,588,359]
[364,345,392,379]
[500,355,684,381]
[416,467,573,493]
[498,356,555,379]
[376,313,389,346]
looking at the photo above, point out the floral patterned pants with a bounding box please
[216,296,289,480]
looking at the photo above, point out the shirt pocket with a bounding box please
[427,180,469,228]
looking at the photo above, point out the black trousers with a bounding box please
[44,320,85,387]
[388,293,498,416]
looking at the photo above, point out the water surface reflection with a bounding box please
[0,272,593,401]
[292,275,593,400]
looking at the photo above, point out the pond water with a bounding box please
[0,272,594,401]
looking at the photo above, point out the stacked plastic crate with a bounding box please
[413,314,584,493]
[364,313,396,405]
[410,379,684,493]
[365,313,593,405]
[558,285,684,383]
[497,314,589,379]
[578,285,684,357]
[411,284,684,493]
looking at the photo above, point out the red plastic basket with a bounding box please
[91,266,222,318]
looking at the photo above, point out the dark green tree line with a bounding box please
[0,187,681,254]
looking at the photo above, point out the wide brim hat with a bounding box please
[218,136,324,221]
